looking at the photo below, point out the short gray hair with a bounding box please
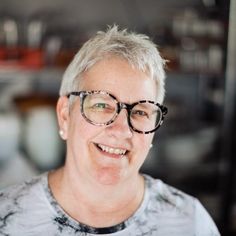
[59,25,166,103]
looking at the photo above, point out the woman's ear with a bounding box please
[56,96,70,140]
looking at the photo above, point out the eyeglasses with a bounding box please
[67,90,168,134]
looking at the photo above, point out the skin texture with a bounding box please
[49,56,158,227]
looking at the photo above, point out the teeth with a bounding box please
[97,144,127,155]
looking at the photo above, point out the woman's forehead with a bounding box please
[78,57,157,102]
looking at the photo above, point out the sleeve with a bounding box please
[194,199,221,236]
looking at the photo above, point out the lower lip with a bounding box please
[95,144,126,159]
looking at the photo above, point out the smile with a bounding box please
[95,143,127,155]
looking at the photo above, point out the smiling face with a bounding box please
[57,56,157,186]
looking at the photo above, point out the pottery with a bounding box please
[24,106,64,170]
[0,112,21,164]
[164,127,218,168]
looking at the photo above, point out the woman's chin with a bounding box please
[95,167,127,186]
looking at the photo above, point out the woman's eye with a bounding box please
[132,110,149,117]
[91,103,114,112]
[93,103,107,109]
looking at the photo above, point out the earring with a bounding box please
[150,144,153,149]
[59,130,64,138]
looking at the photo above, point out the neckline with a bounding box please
[41,172,151,234]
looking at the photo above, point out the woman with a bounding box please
[0,26,220,235]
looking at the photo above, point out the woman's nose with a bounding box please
[106,109,133,138]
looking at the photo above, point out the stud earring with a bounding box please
[59,130,64,137]
[150,144,153,149]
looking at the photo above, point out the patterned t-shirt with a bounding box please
[0,173,220,236]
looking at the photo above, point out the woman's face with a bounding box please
[58,57,157,186]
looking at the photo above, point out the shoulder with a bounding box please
[0,173,47,218]
[144,174,196,215]
[0,173,64,235]
[143,174,220,235]
[0,173,46,199]
[194,199,220,235]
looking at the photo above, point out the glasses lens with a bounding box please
[83,93,117,125]
[130,102,162,133]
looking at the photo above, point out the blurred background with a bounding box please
[0,0,235,235]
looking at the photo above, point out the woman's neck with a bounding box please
[48,166,145,228]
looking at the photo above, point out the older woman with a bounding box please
[0,26,220,235]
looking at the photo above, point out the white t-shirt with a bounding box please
[0,173,220,236]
